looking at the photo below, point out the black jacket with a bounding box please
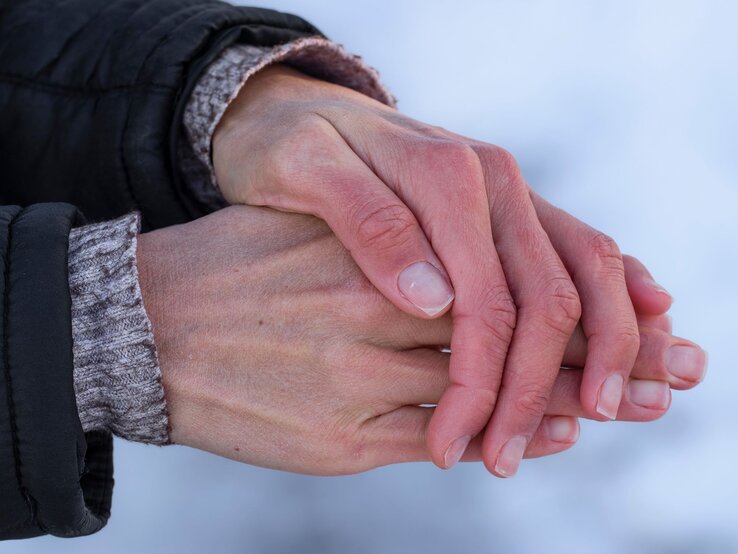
[0,0,321,539]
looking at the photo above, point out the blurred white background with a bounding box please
[17,1,738,553]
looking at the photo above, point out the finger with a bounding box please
[384,252,673,351]
[531,192,639,422]
[523,416,580,459]
[370,349,671,423]
[547,370,671,420]
[300,122,455,320]
[623,255,673,315]
[363,407,578,468]
[637,314,672,333]
[391,322,704,402]
[363,347,450,409]
[562,325,707,389]
[473,153,580,477]
[388,142,516,470]
[377,307,669,351]
[303,124,589,471]
[466,415,580,462]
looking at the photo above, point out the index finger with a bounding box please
[397,141,517,469]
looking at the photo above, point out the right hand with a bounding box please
[136,206,704,475]
[213,65,683,474]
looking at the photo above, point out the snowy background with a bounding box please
[16,1,738,553]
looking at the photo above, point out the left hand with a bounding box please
[139,206,704,475]
[212,65,686,476]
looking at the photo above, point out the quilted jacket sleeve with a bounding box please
[0,0,323,230]
[0,203,113,540]
[0,0,326,540]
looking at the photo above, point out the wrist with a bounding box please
[212,64,306,204]
[136,227,204,447]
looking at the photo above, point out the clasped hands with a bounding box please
[138,65,705,477]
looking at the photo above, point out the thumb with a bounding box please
[312,161,455,319]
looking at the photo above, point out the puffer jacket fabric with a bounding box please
[0,0,322,539]
[0,203,113,539]
[0,0,322,230]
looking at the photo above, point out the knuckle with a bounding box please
[483,145,521,175]
[322,416,373,475]
[515,382,551,419]
[334,277,386,323]
[634,328,666,377]
[616,325,641,354]
[478,285,518,336]
[349,198,417,252]
[478,144,523,187]
[351,287,388,324]
[538,277,582,333]
[588,232,624,267]
[454,286,518,367]
[435,140,480,168]
[268,115,335,184]
[432,141,485,193]
[324,342,367,382]
[323,341,353,374]
[588,321,641,359]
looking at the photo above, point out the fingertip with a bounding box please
[638,313,672,333]
[623,255,673,315]
[645,283,673,314]
[595,374,625,420]
[630,278,673,315]
[626,379,671,412]
[544,416,580,444]
[428,384,496,470]
[579,374,619,422]
[397,260,455,318]
[442,434,472,469]
[492,435,528,478]
[523,416,581,459]
[426,428,451,470]
[665,343,708,385]
[425,394,470,469]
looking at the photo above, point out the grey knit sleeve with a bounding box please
[68,213,169,445]
[178,37,396,211]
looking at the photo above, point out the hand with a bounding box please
[212,65,694,475]
[136,206,705,475]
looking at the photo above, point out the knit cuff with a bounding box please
[179,37,396,207]
[68,213,169,445]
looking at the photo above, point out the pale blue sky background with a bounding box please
[16,1,738,553]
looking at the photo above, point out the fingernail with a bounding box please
[398,261,455,316]
[666,345,707,382]
[444,435,471,469]
[628,380,670,410]
[545,417,580,443]
[596,374,624,420]
[647,278,673,300]
[495,436,528,478]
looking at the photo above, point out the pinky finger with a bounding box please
[365,408,579,468]
[523,416,580,459]
[464,415,580,463]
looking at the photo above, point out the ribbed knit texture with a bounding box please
[68,214,169,444]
